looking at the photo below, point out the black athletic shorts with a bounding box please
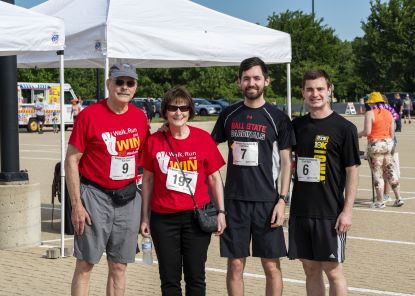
[288,216,346,263]
[220,199,287,259]
[36,115,45,123]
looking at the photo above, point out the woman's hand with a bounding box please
[140,221,151,238]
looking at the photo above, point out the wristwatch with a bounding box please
[218,209,227,215]
[278,193,290,203]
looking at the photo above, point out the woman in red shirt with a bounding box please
[359,92,404,208]
[140,86,226,295]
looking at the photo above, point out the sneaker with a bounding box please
[393,199,404,207]
[370,202,385,209]
[383,194,393,202]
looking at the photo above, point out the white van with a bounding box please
[17,82,77,132]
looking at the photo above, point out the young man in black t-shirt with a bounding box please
[289,70,360,295]
[212,57,295,296]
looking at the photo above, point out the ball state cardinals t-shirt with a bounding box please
[141,126,225,213]
[211,101,296,202]
[69,99,149,190]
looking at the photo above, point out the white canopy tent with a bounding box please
[18,0,292,113]
[0,1,67,257]
[0,1,64,56]
[16,0,292,249]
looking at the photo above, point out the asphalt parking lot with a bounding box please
[0,115,414,295]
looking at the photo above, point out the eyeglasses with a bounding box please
[114,79,136,88]
[166,105,190,112]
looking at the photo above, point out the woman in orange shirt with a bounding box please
[359,92,404,208]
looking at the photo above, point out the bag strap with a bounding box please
[163,132,198,211]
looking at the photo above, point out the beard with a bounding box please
[243,86,265,101]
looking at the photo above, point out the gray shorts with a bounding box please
[73,183,141,264]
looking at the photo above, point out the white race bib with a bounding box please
[297,157,320,182]
[166,168,198,195]
[232,141,258,166]
[110,156,135,180]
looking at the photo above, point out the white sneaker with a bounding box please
[384,194,393,202]
[370,202,385,209]
[393,199,404,207]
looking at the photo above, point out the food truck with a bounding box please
[17,82,77,132]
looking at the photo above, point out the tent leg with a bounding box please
[286,63,291,119]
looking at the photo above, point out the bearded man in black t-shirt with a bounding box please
[212,57,295,296]
[289,70,360,295]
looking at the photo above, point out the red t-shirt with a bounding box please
[142,126,225,213]
[69,99,149,190]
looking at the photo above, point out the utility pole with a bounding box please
[312,0,315,17]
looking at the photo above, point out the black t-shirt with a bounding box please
[211,101,296,202]
[390,99,403,114]
[290,112,360,219]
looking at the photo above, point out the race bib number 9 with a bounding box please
[232,141,258,166]
[166,168,198,195]
[110,156,135,180]
[297,157,320,182]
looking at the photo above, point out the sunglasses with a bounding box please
[166,105,190,112]
[114,79,136,88]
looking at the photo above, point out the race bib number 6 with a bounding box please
[110,156,135,180]
[232,141,258,166]
[166,168,198,195]
[297,157,320,182]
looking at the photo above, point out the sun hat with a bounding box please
[37,94,44,100]
[366,92,384,104]
[109,63,138,80]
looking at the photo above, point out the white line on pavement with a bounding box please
[21,157,60,161]
[360,174,415,180]
[20,149,60,153]
[38,244,415,296]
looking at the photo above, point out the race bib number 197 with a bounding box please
[166,168,198,195]
[297,157,320,182]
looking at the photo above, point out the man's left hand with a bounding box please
[335,211,352,234]
[271,199,285,228]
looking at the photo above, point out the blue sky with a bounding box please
[15,0,371,41]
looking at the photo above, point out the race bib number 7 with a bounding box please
[297,157,320,182]
[232,141,258,166]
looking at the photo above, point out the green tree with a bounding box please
[353,0,415,92]
[267,10,359,101]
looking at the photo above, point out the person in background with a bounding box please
[140,86,226,296]
[65,63,149,296]
[389,93,403,132]
[359,91,404,208]
[403,93,412,124]
[289,69,360,296]
[34,94,45,134]
[211,57,295,296]
[71,97,82,122]
[52,111,59,134]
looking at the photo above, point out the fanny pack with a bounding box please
[80,176,137,206]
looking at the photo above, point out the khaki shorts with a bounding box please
[73,183,141,264]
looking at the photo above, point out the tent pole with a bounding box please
[58,51,66,258]
[286,63,292,119]
[104,57,109,98]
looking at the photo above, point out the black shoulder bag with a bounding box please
[163,132,218,233]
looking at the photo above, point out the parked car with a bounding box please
[207,98,231,110]
[193,98,222,116]
[131,97,161,117]
[81,99,97,108]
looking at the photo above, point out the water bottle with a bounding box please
[141,237,153,265]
